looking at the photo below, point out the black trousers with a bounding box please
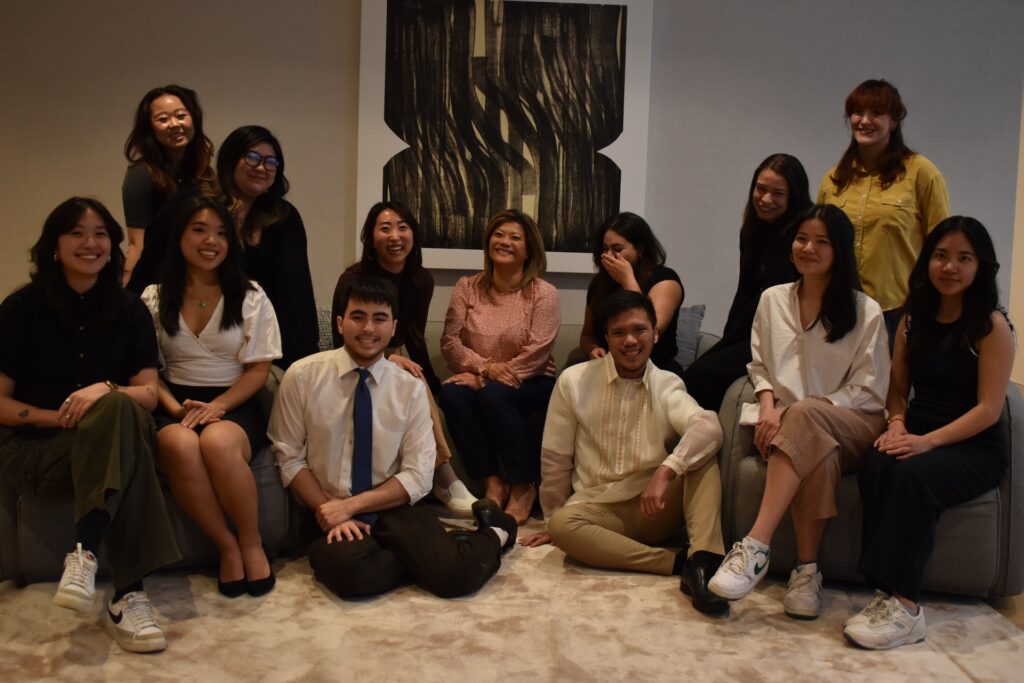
[308,504,502,599]
[438,375,554,484]
[857,443,1005,602]
[681,339,751,412]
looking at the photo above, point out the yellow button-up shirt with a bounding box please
[818,153,949,311]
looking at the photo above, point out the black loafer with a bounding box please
[471,499,517,553]
[680,550,729,615]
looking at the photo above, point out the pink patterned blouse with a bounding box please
[441,272,560,379]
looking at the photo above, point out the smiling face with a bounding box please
[338,297,398,366]
[57,208,111,289]
[849,108,896,152]
[751,169,790,223]
[605,307,657,379]
[488,221,527,270]
[232,141,277,201]
[602,229,640,265]
[928,230,978,300]
[792,218,835,280]
[179,208,229,273]
[371,209,414,274]
[149,94,194,155]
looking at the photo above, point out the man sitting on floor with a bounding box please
[268,275,517,598]
[520,290,728,614]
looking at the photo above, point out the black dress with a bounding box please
[857,319,1007,601]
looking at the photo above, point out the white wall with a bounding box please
[2,0,1022,342]
[0,0,360,305]
[647,0,1024,335]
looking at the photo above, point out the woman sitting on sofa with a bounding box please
[438,209,561,524]
[844,217,1013,650]
[579,212,684,376]
[332,201,477,517]
[707,204,890,620]
[142,195,281,598]
[683,153,810,410]
[0,198,180,653]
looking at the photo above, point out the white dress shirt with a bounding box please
[142,283,282,386]
[268,348,435,503]
[741,282,890,425]
[539,354,723,517]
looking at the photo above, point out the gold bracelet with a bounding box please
[104,380,119,394]
[886,415,905,426]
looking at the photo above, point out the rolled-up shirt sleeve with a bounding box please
[393,381,435,503]
[747,294,773,395]
[268,362,310,487]
[660,380,723,475]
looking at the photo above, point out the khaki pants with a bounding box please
[0,392,181,590]
[770,397,885,520]
[547,457,724,575]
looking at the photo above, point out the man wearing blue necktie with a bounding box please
[269,275,516,598]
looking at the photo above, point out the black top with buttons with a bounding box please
[0,280,158,410]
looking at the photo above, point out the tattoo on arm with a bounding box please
[18,409,28,419]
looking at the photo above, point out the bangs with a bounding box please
[845,81,905,120]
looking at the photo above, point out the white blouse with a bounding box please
[142,283,282,387]
[741,282,889,425]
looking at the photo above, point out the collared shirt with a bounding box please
[741,283,889,425]
[539,354,723,517]
[268,348,434,503]
[142,283,282,386]
[0,280,158,410]
[441,272,560,378]
[818,153,949,311]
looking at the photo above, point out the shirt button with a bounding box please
[79,353,85,358]
[79,326,84,331]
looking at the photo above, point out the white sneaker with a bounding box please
[434,480,477,518]
[845,590,890,628]
[843,596,926,650]
[708,537,770,600]
[784,563,822,620]
[105,592,167,653]
[53,543,98,613]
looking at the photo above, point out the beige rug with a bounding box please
[2,520,1022,682]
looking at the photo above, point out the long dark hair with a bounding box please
[795,204,861,343]
[29,197,126,318]
[217,125,291,245]
[124,84,217,197]
[589,212,666,303]
[157,195,253,335]
[904,216,1000,358]
[359,200,423,273]
[830,79,914,193]
[739,153,812,247]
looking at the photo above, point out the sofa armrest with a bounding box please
[717,376,756,546]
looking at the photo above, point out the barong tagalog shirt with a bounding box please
[539,354,723,516]
[741,282,890,426]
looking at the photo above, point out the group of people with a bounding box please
[0,78,1012,655]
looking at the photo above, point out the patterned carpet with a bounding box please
[2,520,1022,682]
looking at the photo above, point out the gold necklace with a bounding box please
[186,289,214,309]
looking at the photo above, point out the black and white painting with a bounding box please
[357,0,652,272]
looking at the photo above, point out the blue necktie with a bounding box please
[351,368,377,526]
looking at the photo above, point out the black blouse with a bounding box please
[0,281,158,410]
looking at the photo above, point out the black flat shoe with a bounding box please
[247,571,276,597]
[680,550,729,615]
[471,499,517,553]
[218,578,248,598]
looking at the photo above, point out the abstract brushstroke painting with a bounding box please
[383,0,625,253]
[357,0,651,271]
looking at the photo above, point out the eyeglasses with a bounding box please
[243,150,280,172]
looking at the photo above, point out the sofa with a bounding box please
[0,304,715,584]
[717,376,1024,598]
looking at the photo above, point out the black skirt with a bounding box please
[154,382,267,454]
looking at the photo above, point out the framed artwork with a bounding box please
[357,0,653,272]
